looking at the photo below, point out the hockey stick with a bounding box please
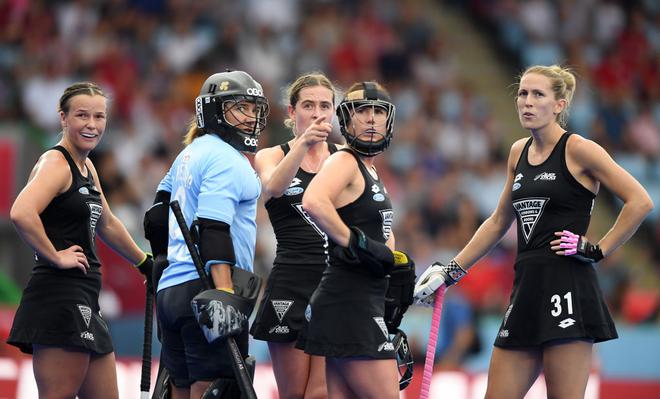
[169,200,257,399]
[419,285,447,399]
[140,280,154,399]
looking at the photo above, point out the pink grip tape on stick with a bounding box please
[420,285,446,399]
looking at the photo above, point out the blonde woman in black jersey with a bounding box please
[414,65,654,398]
[250,73,338,399]
[8,82,153,399]
[301,82,401,399]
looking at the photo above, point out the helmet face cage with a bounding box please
[337,82,395,157]
[393,329,414,390]
[220,95,269,136]
[195,71,270,153]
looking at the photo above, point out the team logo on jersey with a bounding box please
[380,209,394,240]
[87,202,102,239]
[78,304,92,328]
[558,318,575,329]
[373,317,395,352]
[534,172,556,181]
[284,177,304,196]
[371,184,385,202]
[512,197,549,243]
[512,173,523,191]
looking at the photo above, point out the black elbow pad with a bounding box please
[198,217,236,271]
[143,190,171,256]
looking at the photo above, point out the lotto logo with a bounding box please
[558,318,576,329]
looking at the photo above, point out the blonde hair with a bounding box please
[283,73,336,133]
[58,82,106,114]
[183,117,204,146]
[518,65,576,127]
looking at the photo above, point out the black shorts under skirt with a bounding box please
[298,265,396,359]
[7,268,113,355]
[250,263,325,343]
[494,250,618,348]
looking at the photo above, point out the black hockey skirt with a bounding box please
[251,262,326,343]
[7,268,113,355]
[494,249,618,348]
[299,264,396,359]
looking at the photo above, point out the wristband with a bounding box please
[442,259,467,286]
[134,252,151,268]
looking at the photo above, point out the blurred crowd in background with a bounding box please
[0,0,659,367]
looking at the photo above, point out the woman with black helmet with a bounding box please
[152,70,269,398]
[300,81,403,399]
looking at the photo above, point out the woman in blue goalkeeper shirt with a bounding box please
[153,70,269,398]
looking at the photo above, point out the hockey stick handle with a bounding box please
[140,281,154,397]
[420,285,446,399]
[169,200,257,399]
[169,200,212,290]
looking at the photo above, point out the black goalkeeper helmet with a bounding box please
[195,70,269,153]
[336,81,395,157]
[393,329,414,390]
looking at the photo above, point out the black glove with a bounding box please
[151,253,168,292]
[575,237,604,263]
[385,251,416,333]
[135,253,154,291]
[333,226,394,277]
[191,288,251,343]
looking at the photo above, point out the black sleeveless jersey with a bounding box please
[511,133,595,254]
[34,146,103,273]
[330,148,394,266]
[265,143,338,265]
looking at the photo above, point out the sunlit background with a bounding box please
[0,0,659,398]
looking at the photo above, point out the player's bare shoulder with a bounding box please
[18,149,73,198]
[31,149,70,182]
[255,143,286,168]
[566,133,609,170]
[507,138,529,169]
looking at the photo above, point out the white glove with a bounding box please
[413,260,467,306]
